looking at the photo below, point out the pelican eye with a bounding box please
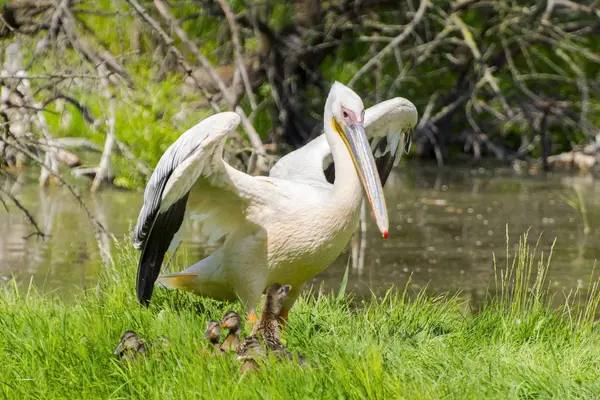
[343,111,348,118]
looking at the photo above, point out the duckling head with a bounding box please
[155,335,170,350]
[113,330,145,358]
[263,283,292,318]
[220,311,241,333]
[237,337,265,360]
[203,320,221,344]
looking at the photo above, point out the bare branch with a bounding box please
[152,0,268,172]
[216,0,258,110]
[348,0,430,87]
[91,72,116,192]
[125,0,220,114]
[3,137,111,263]
[115,139,153,178]
[0,185,46,240]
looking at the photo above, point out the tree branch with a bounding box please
[216,0,258,110]
[152,0,268,172]
[348,0,430,87]
[0,184,46,240]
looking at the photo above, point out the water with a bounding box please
[1,166,599,305]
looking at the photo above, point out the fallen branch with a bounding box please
[60,7,133,87]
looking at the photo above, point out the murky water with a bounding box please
[1,166,599,305]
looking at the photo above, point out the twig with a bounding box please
[125,0,220,115]
[10,69,61,187]
[154,0,231,100]
[0,193,8,212]
[0,186,46,240]
[216,0,258,110]
[41,94,97,126]
[153,0,268,172]
[555,48,591,135]
[348,0,430,87]
[91,70,117,192]
[60,8,133,87]
[4,137,111,263]
[452,0,482,12]
[452,14,514,120]
[0,73,111,80]
[115,139,153,178]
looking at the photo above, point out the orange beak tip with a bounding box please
[382,231,388,239]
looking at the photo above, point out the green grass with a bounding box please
[1,232,600,399]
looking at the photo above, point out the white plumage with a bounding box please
[133,82,418,321]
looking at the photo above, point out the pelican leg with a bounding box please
[277,284,303,327]
[247,310,258,326]
[235,275,265,332]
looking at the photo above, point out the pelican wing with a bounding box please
[133,111,248,305]
[269,97,418,185]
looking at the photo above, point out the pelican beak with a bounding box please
[334,118,389,238]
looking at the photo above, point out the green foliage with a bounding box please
[1,232,600,398]
[6,0,600,186]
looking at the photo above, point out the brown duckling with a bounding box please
[113,331,146,360]
[203,320,221,352]
[237,283,291,368]
[237,336,266,373]
[155,335,170,350]
[220,311,241,352]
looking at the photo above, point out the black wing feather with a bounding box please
[136,191,190,306]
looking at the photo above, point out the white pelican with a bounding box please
[133,82,418,323]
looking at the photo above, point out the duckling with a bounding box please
[240,359,260,373]
[239,342,262,373]
[203,320,221,352]
[237,283,291,368]
[155,335,170,350]
[220,311,241,352]
[113,331,146,360]
[237,336,265,373]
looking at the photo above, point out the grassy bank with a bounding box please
[1,233,600,399]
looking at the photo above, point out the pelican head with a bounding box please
[325,82,389,238]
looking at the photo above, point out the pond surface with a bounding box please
[1,165,600,306]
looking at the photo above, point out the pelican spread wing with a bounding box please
[133,111,250,304]
[269,98,418,184]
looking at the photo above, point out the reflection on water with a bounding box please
[1,166,599,305]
